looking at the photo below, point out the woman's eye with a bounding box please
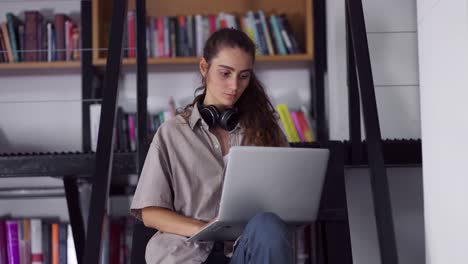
[240,73,251,79]
[220,72,230,78]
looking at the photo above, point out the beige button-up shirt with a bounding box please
[131,105,246,264]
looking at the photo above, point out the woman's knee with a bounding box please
[246,212,290,236]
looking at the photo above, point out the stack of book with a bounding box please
[0,11,80,63]
[90,98,177,152]
[293,224,318,264]
[0,218,76,264]
[276,104,316,143]
[122,10,301,58]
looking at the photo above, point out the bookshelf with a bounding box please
[0,61,80,70]
[92,0,314,65]
[0,12,82,70]
[94,54,314,66]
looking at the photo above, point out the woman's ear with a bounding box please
[199,58,208,78]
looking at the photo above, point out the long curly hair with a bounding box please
[182,28,285,147]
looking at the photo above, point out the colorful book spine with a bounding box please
[296,111,315,142]
[51,223,59,264]
[269,15,287,55]
[0,220,8,264]
[157,17,165,57]
[58,223,67,264]
[5,220,20,264]
[258,10,274,55]
[6,13,21,62]
[290,111,305,142]
[128,114,136,152]
[0,31,7,62]
[127,11,135,58]
[1,22,14,62]
[276,104,300,143]
[30,219,43,264]
[54,14,67,61]
[42,221,51,264]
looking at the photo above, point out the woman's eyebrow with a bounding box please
[218,65,253,73]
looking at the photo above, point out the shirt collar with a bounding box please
[188,103,205,130]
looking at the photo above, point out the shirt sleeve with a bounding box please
[130,140,174,221]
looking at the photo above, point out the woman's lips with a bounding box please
[223,93,236,99]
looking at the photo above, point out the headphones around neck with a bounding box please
[197,102,239,131]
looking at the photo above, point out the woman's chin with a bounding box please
[221,95,237,106]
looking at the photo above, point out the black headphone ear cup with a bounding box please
[199,105,220,127]
[219,108,239,131]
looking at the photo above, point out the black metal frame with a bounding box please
[315,141,353,264]
[81,0,93,153]
[63,178,85,262]
[345,0,399,263]
[0,152,136,177]
[82,0,127,262]
[130,0,154,263]
[313,0,328,143]
[346,7,362,165]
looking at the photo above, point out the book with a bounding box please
[6,13,22,62]
[280,14,300,53]
[258,11,274,55]
[276,15,293,54]
[51,223,59,264]
[1,22,14,62]
[276,104,300,143]
[5,220,20,264]
[296,111,315,142]
[0,220,7,264]
[253,12,268,55]
[25,12,36,61]
[37,12,46,61]
[58,223,67,264]
[18,220,26,264]
[30,219,43,264]
[290,111,305,142]
[42,221,51,264]
[54,14,67,61]
[17,24,24,62]
[269,15,287,55]
[0,30,7,62]
[127,11,135,58]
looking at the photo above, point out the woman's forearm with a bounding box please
[141,206,207,237]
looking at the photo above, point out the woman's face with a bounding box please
[200,47,253,110]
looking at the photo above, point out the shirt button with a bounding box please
[215,144,219,148]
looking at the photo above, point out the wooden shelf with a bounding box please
[0,61,81,70]
[93,54,313,66]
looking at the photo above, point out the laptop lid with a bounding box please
[216,146,330,224]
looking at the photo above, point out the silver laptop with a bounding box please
[187,146,330,242]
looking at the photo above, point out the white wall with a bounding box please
[326,0,421,140]
[417,0,468,263]
[0,1,82,153]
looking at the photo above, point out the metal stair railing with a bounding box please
[82,0,128,262]
[345,0,399,263]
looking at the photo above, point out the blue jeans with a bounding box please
[203,212,294,264]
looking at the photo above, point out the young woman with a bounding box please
[131,28,293,264]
